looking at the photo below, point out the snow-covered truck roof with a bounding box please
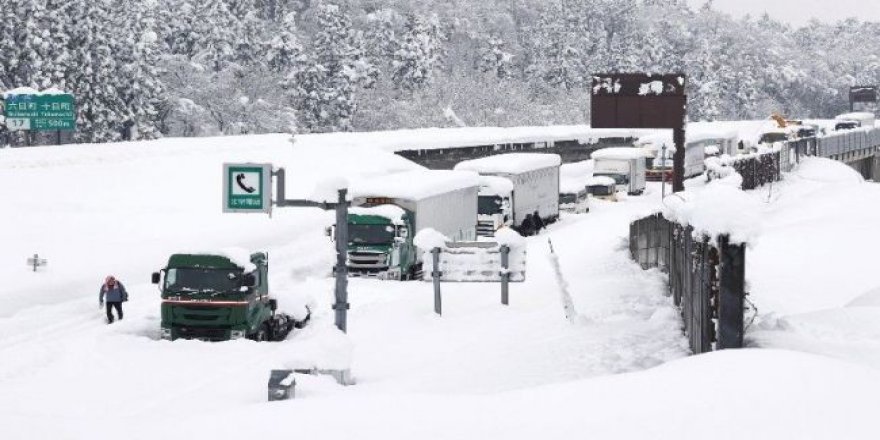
[591,147,646,161]
[351,170,480,201]
[454,153,562,174]
[835,112,875,122]
[561,160,594,179]
[478,175,514,196]
[349,204,407,224]
[585,176,617,187]
[635,128,739,150]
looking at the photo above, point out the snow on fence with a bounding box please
[415,228,526,315]
[629,213,746,354]
[422,241,527,283]
[706,147,785,191]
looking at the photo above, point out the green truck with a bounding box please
[151,252,309,341]
[345,170,480,280]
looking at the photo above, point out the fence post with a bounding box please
[432,247,442,316]
[500,245,510,306]
[717,235,745,349]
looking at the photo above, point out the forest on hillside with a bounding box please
[2,0,879,144]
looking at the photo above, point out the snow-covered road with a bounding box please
[2,133,880,439]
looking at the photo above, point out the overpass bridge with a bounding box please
[790,127,880,180]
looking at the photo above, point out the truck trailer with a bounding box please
[591,148,647,195]
[151,251,309,341]
[454,153,561,236]
[346,170,480,280]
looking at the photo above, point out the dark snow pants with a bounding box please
[106,301,123,323]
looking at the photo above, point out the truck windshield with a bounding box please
[349,223,396,245]
[165,268,241,294]
[759,133,788,143]
[588,185,614,196]
[478,196,503,215]
[593,173,629,185]
[559,193,577,204]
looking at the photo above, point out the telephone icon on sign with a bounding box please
[236,173,256,193]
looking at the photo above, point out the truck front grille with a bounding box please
[174,325,229,341]
[348,252,388,270]
[477,221,496,237]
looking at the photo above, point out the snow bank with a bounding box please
[591,147,646,160]
[847,287,880,308]
[351,170,480,200]
[560,177,587,193]
[479,175,514,196]
[310,177,350,203]
[455,153,561,174]
[413,228,449,251]
[793,156,863,183]
[663,178,762,244]
[493,227,526,249]
[349,205,406,224]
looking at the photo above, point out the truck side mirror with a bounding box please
[151,272,160,284]
[241,273,257,287]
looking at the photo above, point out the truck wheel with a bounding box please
[253,324,270,342]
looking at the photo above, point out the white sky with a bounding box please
[686,0,880,26]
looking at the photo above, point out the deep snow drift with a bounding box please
[2,132,880,439]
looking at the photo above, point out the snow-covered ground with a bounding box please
[2,131,879,439]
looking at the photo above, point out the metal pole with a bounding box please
[672,127,686,192]
[661,144,667,199]
[500,245,510,306]
[718,235,746,350]
[333,189,350,332]
[432,248,442,315]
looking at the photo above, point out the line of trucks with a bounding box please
[343,151,647,281]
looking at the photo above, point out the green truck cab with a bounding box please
[347,206,417,280]
[151,252,308,341]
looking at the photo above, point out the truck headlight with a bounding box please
[230,330,246,340]
[160,327,172,340]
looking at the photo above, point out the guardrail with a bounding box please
[629,213,746,354]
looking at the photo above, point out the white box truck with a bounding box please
[591,148,646,195]
[559,177,590,213]
[346,170,480,280]
[455,153,561,236]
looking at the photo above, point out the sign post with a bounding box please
[850,86,878,113]
[4,91,76,146]
[27,253,48,272]
[591,73,688,192]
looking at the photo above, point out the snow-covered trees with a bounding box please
[287,2,376,133]
[5,0,880,145]
[391,13,446,92]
